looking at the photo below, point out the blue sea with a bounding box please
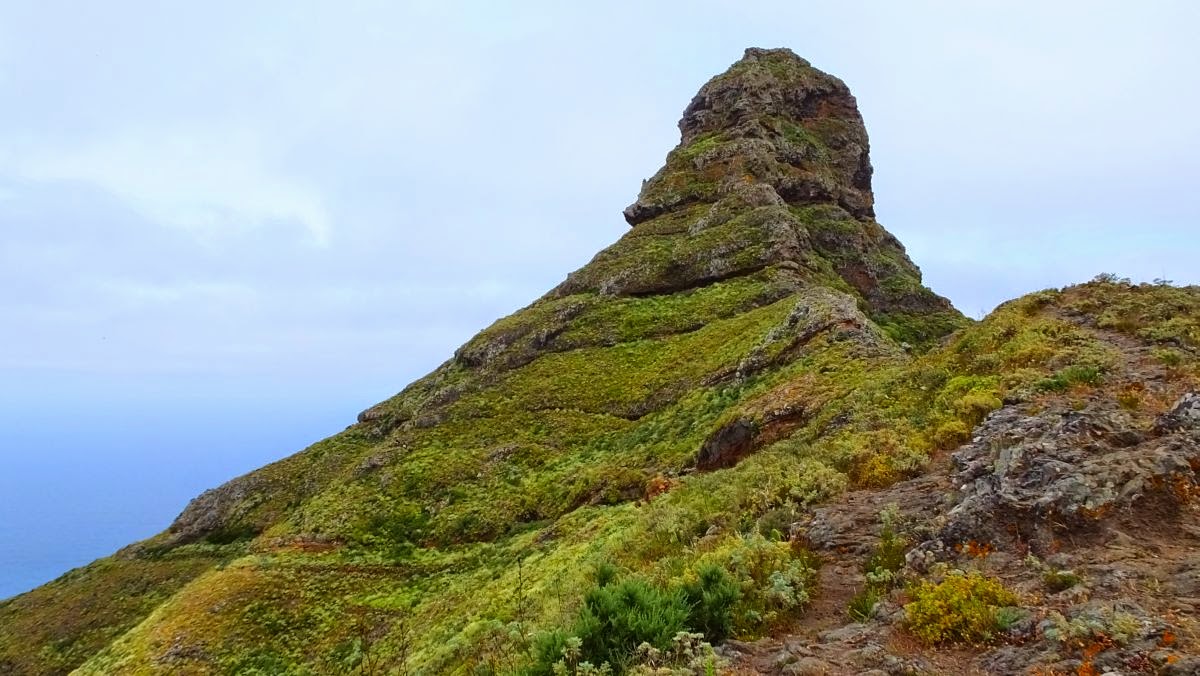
[0,378,387,601]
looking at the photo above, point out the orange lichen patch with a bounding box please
[1170,475,1198,503]
[644,474,677,501]
[1075,636,1114,676]
[1078,503,1115,521]
[956,540,994,558]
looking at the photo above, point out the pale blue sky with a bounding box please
[0,1,1198,596]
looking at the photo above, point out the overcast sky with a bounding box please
[2,0,1198,420]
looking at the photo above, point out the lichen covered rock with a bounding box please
[940,396,1200,547]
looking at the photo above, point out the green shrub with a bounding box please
[681,565,741,642]
[240,601,291,637]
[953,391,1002,426]
[848,452,900,488]
[203,523,259,546]
[576,579,690,670]
[528,562,744,674]
[904,571,1018,644]
[351,505,428,559]
[754,505,801,541]
[849,506,907,621]
[932,420,972,450]
[528,577,691,674]
[222,650,303,675]
[691,533,816,633]
[528,631,573,676]
[1026,556,1082,593]
[847,586,883,622]
[1153,347,1185,368]
[1042,568,1082,593]
[864,517,907,579]
[593,561,620,588]
[1042,607,1145,646]
[994,606,1030,633]
[831,429,926,489]
[936,376,1001,408]
[933,376,1003,430]
[1036,365,1103,392]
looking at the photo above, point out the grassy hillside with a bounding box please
[5,277,1193,675]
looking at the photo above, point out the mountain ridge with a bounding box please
[2,48,1198,676]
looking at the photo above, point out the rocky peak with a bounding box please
[624,47,874,226]
[552,48,957,344]
[678,49,859,141]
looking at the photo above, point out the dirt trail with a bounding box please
[723,459,962,674]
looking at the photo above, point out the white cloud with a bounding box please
[12,126,332,247]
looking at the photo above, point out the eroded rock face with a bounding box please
[734,286,898,377]
[167,475,263,545]
[937,396,1200,549]
[696,287,901,471]
[695,418,756,470]
[1159,391,1200,431]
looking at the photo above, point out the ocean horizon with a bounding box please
[0,378,385,601]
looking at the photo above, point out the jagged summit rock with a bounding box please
[625,47,873,227]
[555,47,956,344]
